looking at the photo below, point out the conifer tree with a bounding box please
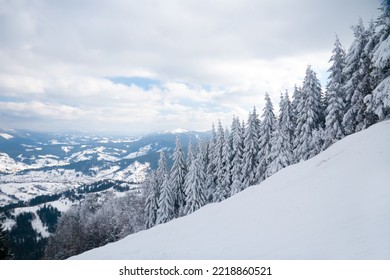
[241,108,260,188]
[183,152,207,215]
[257,93,276,181]
[156,173,175,225]
[366,1,390,120]
[279,91,295,152]
[342,19,371,134]
[230,117,245,195]
[324,35,347,149]
[144,171,159,229]
[156,150,168,185]
[169,136,187,217]
[214,129,232,202]
[0,222,11,260]
[268,124,291,177]
[187,138,194,168]
[294,65,324,161]
[212,121,226,202]
[205,124,217,202]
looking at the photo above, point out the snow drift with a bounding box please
[72,120,390,259]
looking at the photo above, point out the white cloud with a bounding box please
[0,0,381,134]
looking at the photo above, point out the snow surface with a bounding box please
[72,120,390,260]
[0,132,13,139]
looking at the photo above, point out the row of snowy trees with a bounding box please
[44,192,145,259]
[144,2,390,229]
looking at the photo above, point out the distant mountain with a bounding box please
[0,129,210,207]
[0,128,210,259]
[72,121,390,260]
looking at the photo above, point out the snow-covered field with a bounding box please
[72,120,390,260]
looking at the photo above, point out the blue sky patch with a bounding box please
[108,76,161,90]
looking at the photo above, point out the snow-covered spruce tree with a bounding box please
[230,117,245,195]
[145,149,170,229]
[294,65,324,161]
[212,120,226,202]
[0,222,11,260]
[152,150,172,225]
[342,19,372,134]
[214,128,232,202]
[183,148,207,215]
[169,135,187,217]
[187,138,195,168]
[365,1,390,120]
[323,35,347,149]
[256,93,277,182]
[267,124,291,177]
[157,150,168,184]
[144,171,160,229]
[278,90,295,153]
[205,123,217,203]
[241,107,261,188]
[156,173,175,225]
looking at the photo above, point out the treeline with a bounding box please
[44,191,145,259]
[0,179,133,213]
[144,3,390,229]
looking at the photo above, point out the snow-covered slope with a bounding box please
[72,120,390,260]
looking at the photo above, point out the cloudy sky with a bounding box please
[0,0,381,135]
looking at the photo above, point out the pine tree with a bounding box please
[230,117,245,195]
[342,19,372,134]
[156,173,175,225]
[144,150,168,229]
[366,1,390,120]
[183,152,207,215]
[205,123,217,202]
[214,128,232,202]
[156,150,168,185]
[241,107,261,188]
[294,65,324,161]
[324,35,347,149]
[0,222,11,260]
[144,171,159,229]
[268,124,291,177]
[187,138,195,168]
[169,136,187,217]
[279,90,295,152]
[257,93,276,181]
[212,121,226,202]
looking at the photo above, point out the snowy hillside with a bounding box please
[72,120,390,259]
[0,129,208,206]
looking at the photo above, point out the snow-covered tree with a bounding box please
[214,128,232,202]
[241,107,261,188]
[267,125,291,177]
[156,150,168,185]
[323,35,347,149]
[0,222,11,260]
[230,117,245,195]
[187,138,195,168]
[342,19,373,134]
[144,171,159,229]
[145,150,169,229]
[365,1,390,120]
[169,136,187,217]
[257,93,276,181]
[294,65,324,161]
[183,151,207,215]
[279,90,295,151]
[205,123,217,202]
[156,173,175,225]
[212,121,226,202]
